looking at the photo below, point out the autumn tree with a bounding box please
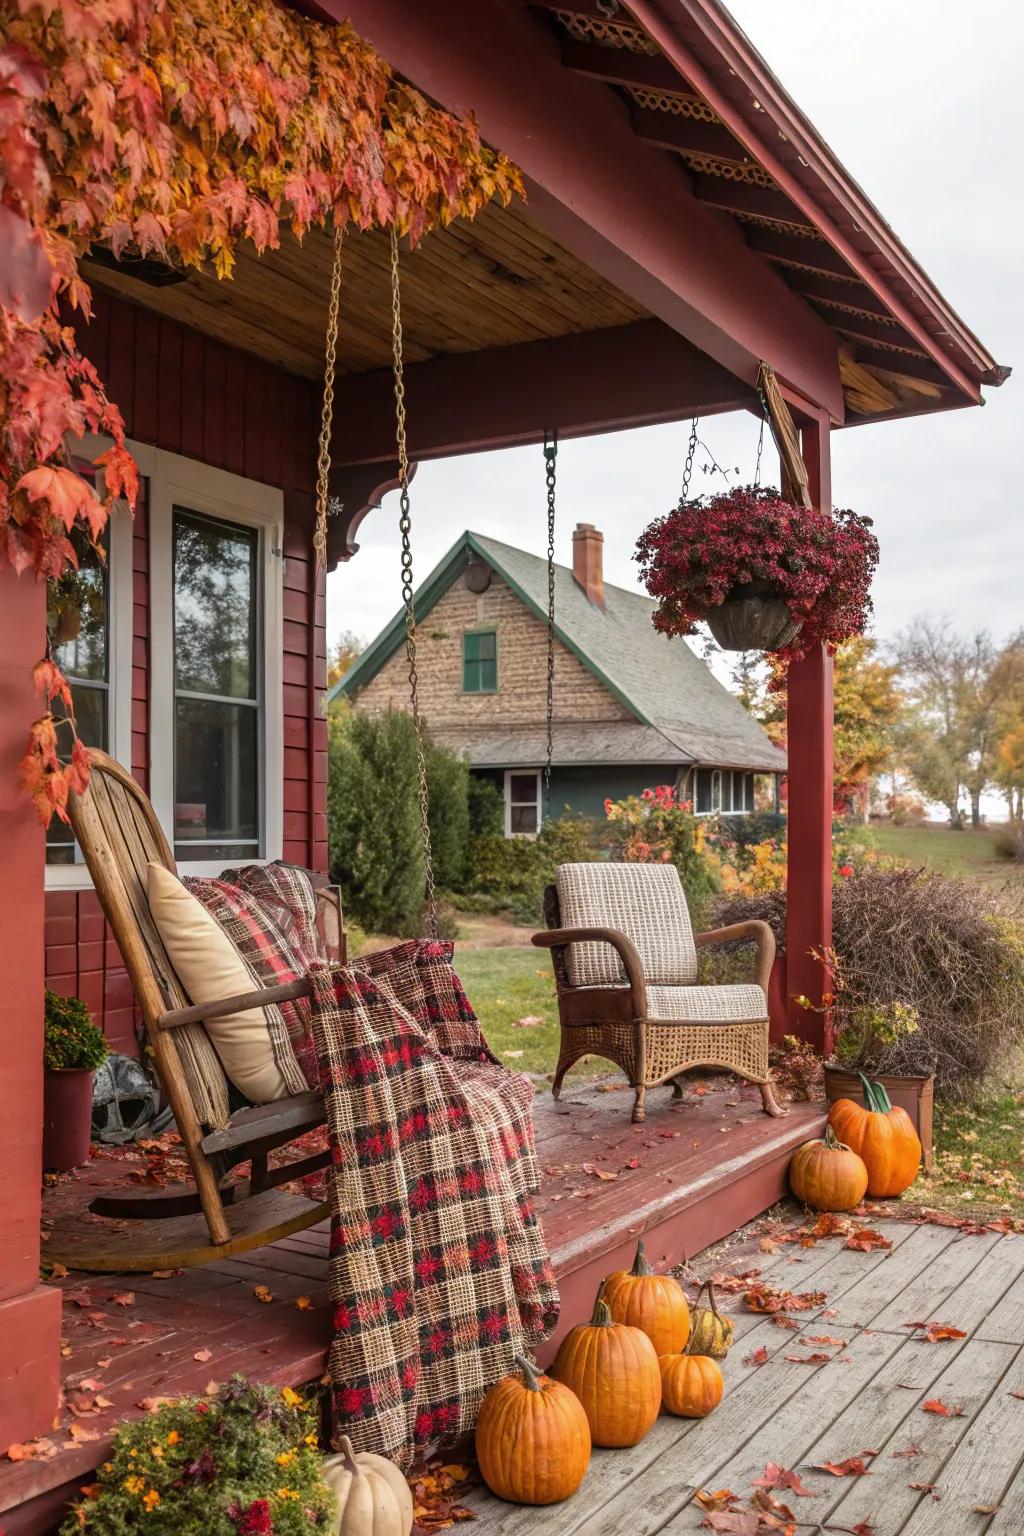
[327,630,364,691]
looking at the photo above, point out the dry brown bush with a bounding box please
[716,868,1024,1099]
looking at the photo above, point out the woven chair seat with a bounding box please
[645,982,767,1023]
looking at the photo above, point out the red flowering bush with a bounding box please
[635,484,879,661]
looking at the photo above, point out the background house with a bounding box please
[331,524,786,832]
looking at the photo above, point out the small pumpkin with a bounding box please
[658,1339,724,1419]
[551,1281,662,1447]
[322,1436,414,1536]
[687,1280,734,1359]
[602,1237,690,1356]
[828,1074,922,1197]
[475,1354,591,1505]
[789,1124,869,1212]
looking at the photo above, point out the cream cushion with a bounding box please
[146,862,290,1103]
[645,983,768,1022]
[557,861,698,989]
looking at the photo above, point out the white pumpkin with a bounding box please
[322,1437,414,1536]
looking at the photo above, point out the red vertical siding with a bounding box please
[44,291,326,1041]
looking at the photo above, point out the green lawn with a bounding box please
[871,821,1020,884]
[454,944,578,1081]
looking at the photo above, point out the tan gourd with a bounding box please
[602,1237,691,1356]
[322,1436,414,1536]
[475,1354,591,1505]
[687,1280,734,1359]
[551,1281,662,1447]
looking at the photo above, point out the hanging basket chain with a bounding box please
[677,416,698,508]
[754,414,765,489]
[389,226,437,937]
[313,223,344,572]
[543,432,557,819]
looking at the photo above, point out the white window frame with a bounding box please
[45,435,135,892]
[504,768,542,839]
[148,447,283,876]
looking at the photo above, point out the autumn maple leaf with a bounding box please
[17,464,105,539]
[95,444,139,511]
[32,658,72,710]
[751,1464,813,1496]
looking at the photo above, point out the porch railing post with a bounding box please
[785,412,834,1052]
[0,565,62,1446]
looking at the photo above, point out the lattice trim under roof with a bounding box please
[808,294,898,327]
[555,9,658,54]
[727,207,821,239]
[627,85,720,124]
[683,152,774,189]
[839,330,930,360]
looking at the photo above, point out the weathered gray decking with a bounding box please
[468,1220,1024,1535]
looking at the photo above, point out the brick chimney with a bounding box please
[572,523,605,609]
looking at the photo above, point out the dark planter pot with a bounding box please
[823,1065,935,1173]
[43,1067,95,1172]
[705,581,802,652]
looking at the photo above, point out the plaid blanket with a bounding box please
[309,942,559,1466]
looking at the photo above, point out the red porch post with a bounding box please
[785,413,834,1051]
[0,566,62,1446]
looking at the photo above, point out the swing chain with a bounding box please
[754,414,765,488]
[313,223,344,571]
[543,432,557,818]
[677,416,698,509]
[389,226,437,937]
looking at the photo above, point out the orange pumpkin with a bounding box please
[475,1354,591,1505]
[658,1346,724,1418]
[789,1125,869,1212]
[602,1237,690,1356]
[828,1074,922,1197]
[551,1281,662,1447]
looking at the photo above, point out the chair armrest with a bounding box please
[533,926,647,1013]
[156,978,313,1032]
[695,920,776,994]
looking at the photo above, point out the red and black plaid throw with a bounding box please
[308,944,559,1467]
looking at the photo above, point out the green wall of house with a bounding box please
[472,765,679,824]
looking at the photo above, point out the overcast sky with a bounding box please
[328,0,1020,662]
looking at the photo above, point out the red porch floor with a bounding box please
[2,1078,823,1534]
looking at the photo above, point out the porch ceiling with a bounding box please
[81,198,650,384]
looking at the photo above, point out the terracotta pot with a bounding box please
[705,582,802,652]
[823,1065,934,1172]
[43,1067,95,1172]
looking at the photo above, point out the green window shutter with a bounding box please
[462,630,497,693]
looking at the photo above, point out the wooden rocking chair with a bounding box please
[44,749,334,1272]
[533,862,787,1124]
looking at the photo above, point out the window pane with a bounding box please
[50,530,109,683]
[509,773,539,805]
[510,804,538,835]
[174,510,257,699]
[174,697,258,852]
[744,773,755,811]
[463,631,497,692]
[711,771,722,812]
[695,768,712,815]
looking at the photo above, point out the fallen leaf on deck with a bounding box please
[758,1237,779,1253]
[624,1158,640,1170]
[581,1163,618,1181]
[804,1335,847,1346]
[51,1262,70,1279]
[891,1444,921,1459]
[77,1378,106,1392]
[698,1512,759,1535]
[110,1292,135,1307]
[771,1315,800,1331]
[1009,1390,1024,1400]
[908,1482,938,1492]
[193,1348,213,1363]
[295,1296,314,1311]
[813,1454,875,1476]
[253,1285,274,1303]
[136,1396,173,1412]
[65,1290,93,1307]
[784,1352,831,1365]
[751,1463,813,1496]
[150,1269,183,1279]
[750,1487,798,1522]
[695,1488,739,1512]
[744,1283,827,1314]
[844,1228,892,1252]
[96,1358,112,1370]
[973,1504,1000,1514]
[902,1321,967,1342]
[922,1399,964,1417]
[743,1346,769,1367]
[658,1130,681,1139]
[66,1422,100,1444]
[708,1269,762,1294]
[5,1439,57,1461]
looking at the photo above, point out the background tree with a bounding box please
[327,630,364,691]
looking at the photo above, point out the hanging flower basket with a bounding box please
[635,485,879,659]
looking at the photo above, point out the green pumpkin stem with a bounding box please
[515,1354,543,1392]
[590,1279,614,1328]
[631,1236,654,1277]
[858,1071,887,1114]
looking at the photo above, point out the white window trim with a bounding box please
[45,435,135,892]
[504,768,542,839]
[148,447,284,876]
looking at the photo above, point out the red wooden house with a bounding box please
[0,0,1004,1517]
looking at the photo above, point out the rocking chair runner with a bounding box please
[534,862,786,1124]
[48,748,336,1271]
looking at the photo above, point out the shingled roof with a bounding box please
[332,531,786,774]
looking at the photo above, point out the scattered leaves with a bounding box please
[751,1464,812,1497]
[253,1286,274,1304]
[844,1228,892,1253]
[813,1454,876,1477]
[922,1399,965,1417]
[743,1346,769,1368]
[902,1321,967,1343]
[744,1284,827,1314]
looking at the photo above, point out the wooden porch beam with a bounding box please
[691,175,816,230]
[782,271,894,321]
[742,226,861,282]
[312,0,844,419]
[559,37,696,95]
[326,319,757,563]
[630,105,749,162]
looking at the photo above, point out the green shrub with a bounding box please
[425,742,470,892]
[61,1376,334,1535]
[467,774,504,838]
[468,814,600,924]
[602,787,719,929]
[44,990,108,1072]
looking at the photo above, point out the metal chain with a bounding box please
[313,224,344,571]
[677,416,699,508]
[543,433,558,820]
[754,414,765,488]
[389,225,437,937]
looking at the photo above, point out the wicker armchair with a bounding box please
[534,862,786,1124]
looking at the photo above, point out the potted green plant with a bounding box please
[823,998,934,1170]
[43,989,109,1171]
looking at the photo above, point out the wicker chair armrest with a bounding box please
[695,920,776,993]
[533,925,647,1013]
